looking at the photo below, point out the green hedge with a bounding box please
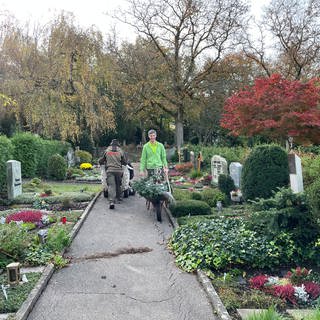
[169,200,211,217]
[36,140,70,177]
[0,135,13,192]
[11,133,41,178]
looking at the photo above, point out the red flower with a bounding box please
[249,275,268,290]
[6,210,43,223]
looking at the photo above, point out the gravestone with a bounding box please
[183,148,190,162]
[7,160,22,200]
[229,162,243,188]
[190,151,196,170]
[166,146,177,161]
[288,153,304,193]
[66,148,75,168]
[211,155,228,184]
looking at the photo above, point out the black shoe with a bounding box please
[109,202,115,209]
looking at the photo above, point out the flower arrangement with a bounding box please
[80,162,93,170]
[249,267,320,305]
[6,210,43,224]
[174,162,193,173]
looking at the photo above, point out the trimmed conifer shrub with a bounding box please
[241,144,289,200]
[47,154,67,180]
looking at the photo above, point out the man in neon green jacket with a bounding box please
[140,129,168,178]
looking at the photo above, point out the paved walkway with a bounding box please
[26,184,217,319]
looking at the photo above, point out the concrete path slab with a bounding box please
[26,192,217,320]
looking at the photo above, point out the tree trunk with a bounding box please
[175,111,184,149]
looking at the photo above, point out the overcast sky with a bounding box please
[0,0,270,42]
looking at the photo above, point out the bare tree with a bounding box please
[114,0,249,148]
[245,0,320,80]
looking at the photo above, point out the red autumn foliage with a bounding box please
[220,74,320,144]
[174,162,194,173]
[303,282,320,299]
[285,267,310,284]
[249,274,268,290]
[6,210,43,223]
[273,284,297,304]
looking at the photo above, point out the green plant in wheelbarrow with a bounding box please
[132,177,174,222]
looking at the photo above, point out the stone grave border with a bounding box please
[6,191,102,320]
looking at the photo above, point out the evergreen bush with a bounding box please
[11,133,41,178]
[0,135,13,192]
[247,188,320,262]
[201,188,226,207]
[306,177,320,220]
[169,200,211,217]
[241,144,289,200]
[47,154,67,180]
[75,150,92,164]
[191,192,202,200]
[218,174,235,196]
[36,139,70,178]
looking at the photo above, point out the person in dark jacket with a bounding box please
[99,139,127,209]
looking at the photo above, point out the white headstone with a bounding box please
[229,162,243,188]
[66,148,75,168]
[7,160,22,199]
[288,153,303,193]
[211,155,228,184]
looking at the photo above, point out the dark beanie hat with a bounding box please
[111,139,120,146]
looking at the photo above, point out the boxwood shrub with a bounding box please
[201,188,226,207]
[169,200,211,217]
[47,154,67,180]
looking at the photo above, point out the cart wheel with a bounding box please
[155,202,162,222]
[129,188,135,196]
[123,189,129,198]
[103,189,108,198]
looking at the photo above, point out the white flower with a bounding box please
[41,215,50,225]
[267,276,279,286]
[294,284,309,302]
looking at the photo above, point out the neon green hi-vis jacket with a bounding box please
[140,141,168,172]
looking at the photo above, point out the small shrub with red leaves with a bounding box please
[249,275,268,290]
[273,284,297,305]
[6,210,43,223]
[303,281,320,299]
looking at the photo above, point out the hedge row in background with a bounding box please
[0,136,14,192]
[11,133,70,178]
[0,133,70,192]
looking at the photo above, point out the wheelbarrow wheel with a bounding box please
[155,201,162,222]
